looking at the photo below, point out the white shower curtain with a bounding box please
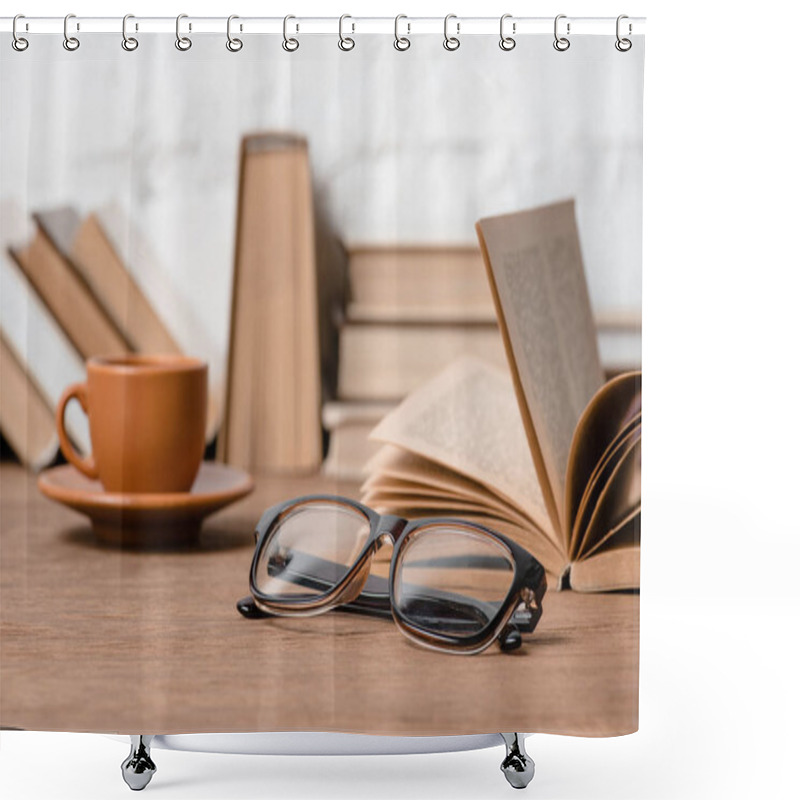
[0,18,643,745]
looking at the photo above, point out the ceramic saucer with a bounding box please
[38,462,254,548]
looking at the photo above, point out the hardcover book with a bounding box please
[219,133,322,472]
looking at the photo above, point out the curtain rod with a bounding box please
[1,16,646,37]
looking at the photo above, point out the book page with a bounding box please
[362,452,546,540]
[577,435,641,560]
[565,371,642,543]
[363,445,537,530]
[363,476,530,528]
[581,508,641,562]
[369,357,555,543]
[571,414,641,559]
[476,200,604,538]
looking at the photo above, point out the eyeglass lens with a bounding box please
[255,504,517,642]
[393,525,515,639]
[254,501,372,602]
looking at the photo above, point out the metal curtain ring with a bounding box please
[283,15,299,52]
[394,14,410,51]
[121,14,138,51]
[615,14,632,51]
[553,14,570,51]
[338,14,355,51]
[175,13,192,51]
[63,13,80,51]
[226,15,243,52]
[443,14,460,51]
[12,14,29,51]
[499,14,515,51]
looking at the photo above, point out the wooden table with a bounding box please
[0,463,638,737]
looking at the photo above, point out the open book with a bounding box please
[362,201,641,592]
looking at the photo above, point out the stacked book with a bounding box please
[323,244,642,481]
[323,245,506,480]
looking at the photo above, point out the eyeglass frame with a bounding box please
[242,494,547,655]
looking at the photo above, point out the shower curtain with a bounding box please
[0,17,643,743]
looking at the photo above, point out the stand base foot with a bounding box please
[117,732,530,790]
[121,735,156,791]
[500,733,535,789]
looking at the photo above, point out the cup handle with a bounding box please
[56,382,98,480]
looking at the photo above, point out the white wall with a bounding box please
[1,32,643,395]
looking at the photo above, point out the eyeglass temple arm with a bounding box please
[510,568,547,634]
[236,591,393,620]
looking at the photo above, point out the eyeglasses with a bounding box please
[237,495,547,655]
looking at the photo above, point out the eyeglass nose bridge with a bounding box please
[332,527,394,607]
[335,515,406,605]
[334,557,373,606]
[374,514,407,542]
[332,514,403,603]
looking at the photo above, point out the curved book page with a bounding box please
[362,446,539,533]
[368,357,555,546]
[565,370,642,542]
[570,414,641,560]
[576,434,641,561]
[476,200,604,540]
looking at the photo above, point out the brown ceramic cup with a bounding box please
[56,355,208,494]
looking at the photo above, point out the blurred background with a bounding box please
[0,32,642,473]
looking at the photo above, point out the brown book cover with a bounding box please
[8,220,131,360]
[35,208,181,356]
[0,331,58,470]
[338,321,506,401]
[346,245,495,323]
[219,133,322,472]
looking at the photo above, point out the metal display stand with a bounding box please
[120,732,535,791]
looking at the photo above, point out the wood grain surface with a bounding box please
[0,463,638,737]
